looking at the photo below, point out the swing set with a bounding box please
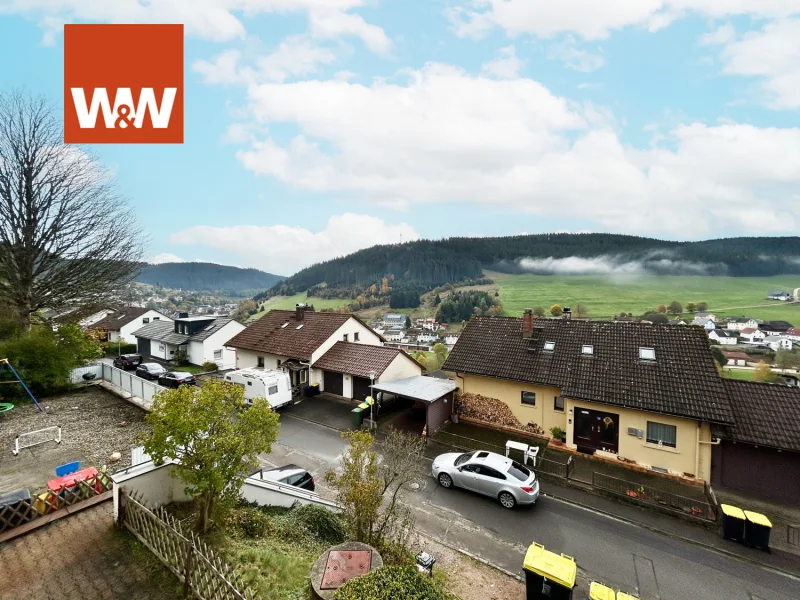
[0,358,43,413]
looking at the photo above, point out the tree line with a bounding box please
[435,290,502,323]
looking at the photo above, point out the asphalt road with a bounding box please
[273,415,800,600]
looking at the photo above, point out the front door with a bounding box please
[574,408,619,453]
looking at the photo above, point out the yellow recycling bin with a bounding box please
[523,542,577,600]
[589,582,615,600]
[616,593,640,600]
[743,511,773,551]
[720,504,746,542]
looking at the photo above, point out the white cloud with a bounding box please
[233,63,800,237]
[169,214,420,274]
[149,253,184,264]
[448,0,800,40]
[709,18,800,109]
[2,0,389,52]
[516,255,719,276]
[547,36,605,72]
[699,23,736,46]
[481,46,524,79]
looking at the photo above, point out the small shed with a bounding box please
[370,375,456,437]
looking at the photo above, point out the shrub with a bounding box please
[333,566,453,600]
[550,426,565,440]
[201,361,218,372]
[276,504,347,546]
[172,347,189,365]
[103,341,137,355]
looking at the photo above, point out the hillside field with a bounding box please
[494,273,800,323]
[249,292,350,321]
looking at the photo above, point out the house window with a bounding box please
[268,385,278,395]
[646,421,677,448]
[554,396,564,412]
[639,347,656,361]
[153,317,159,320]
[582,345,594,355]
[354,332,360,342]
[257,356,265,368]
[213,350,222,360]
[521,391,536,406]
[343,333,349,342]
[143,317,150,324]
[543,341,555,351]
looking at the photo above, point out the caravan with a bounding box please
[224,368,293,409]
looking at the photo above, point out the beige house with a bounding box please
[444,311,734,482]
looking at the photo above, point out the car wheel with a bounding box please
[499,492,516,509]
[438,473,453,489]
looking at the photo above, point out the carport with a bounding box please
[370,375,456,437]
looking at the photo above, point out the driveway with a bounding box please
[272,415,800,600]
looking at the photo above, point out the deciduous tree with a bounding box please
[686,302,696,313]
[532,306,545,317]
[657,304,666,313]
[667,301,683,315]
[696,302,708,312]
[142,380,280,533]
[574,303,589,318]
[752,362,778,383]
[775,350,800,371]
[549,304,563,317]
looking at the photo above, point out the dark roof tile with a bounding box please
[89,307,153,330]
[314,342,419,378]
[722,380,800,452]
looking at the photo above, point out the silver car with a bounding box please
[431,450,539,509]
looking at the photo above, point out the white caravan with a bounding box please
[224,368,293,409]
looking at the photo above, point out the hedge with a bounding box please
[333,566,452,600]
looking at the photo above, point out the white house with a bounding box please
[691,318,716,331]
[225,305,422,401]
[382,313,407,327]
[726,317,759,332]
[78,307,118,329]
[384,330,407,343]
[443,334,460,346]
[417,332,438,344]
[723,352,749,367]
[740,328,766,343]
[765,336,793,351]
[694,312,717,322]
[132,314,245,368]
[785,328,800,343]
[708,330,738,346]
[89,307,172,343]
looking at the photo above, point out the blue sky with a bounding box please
[1,1,799,275]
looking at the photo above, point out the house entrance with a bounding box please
[574,408,619,453]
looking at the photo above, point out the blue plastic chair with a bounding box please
[55,462,80,477]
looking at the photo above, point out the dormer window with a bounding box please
[543,341,555,352]
[639,347,656,361]
[296,324,304,330]
[281,322,289,328]
[582,344,594,355]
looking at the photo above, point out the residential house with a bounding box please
[132,313,245,368]
[723,351,749,367]
[443,312,735,481]
[417,332,439,344]
[443,334,460,346]
[225,305,421,400]
[88,307,172,343]
[691,317,716,331]
[382,313,407,328]
[694,312,717,322]
[384,330,407,343]
[777,374,800,387]
[712,381,800,503]
[668,319,686,326]
[760,320,795,334]
[725,317,759,332]
[785,328,800,343]
[78,307,118,329]
[767,290,792,301]
[740,328,766,343]
[708,330,738,346]
[765,335,793,351]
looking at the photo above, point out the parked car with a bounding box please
[257,464,315,491]
[157,371,197,388]
[431,450,539,509]
[113,354,143,370]
[136,363,167,380]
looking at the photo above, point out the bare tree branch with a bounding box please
[0,90,146,330]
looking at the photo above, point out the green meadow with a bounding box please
[248,292,350,321]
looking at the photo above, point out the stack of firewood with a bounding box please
[456,393,544,435]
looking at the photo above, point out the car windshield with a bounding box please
[508,461,531,481]
[454,452,474,466]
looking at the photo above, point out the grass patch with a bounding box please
[249,292,351,321]
[494,273,800,323]
[722,368,756,381]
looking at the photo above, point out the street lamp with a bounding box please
[367,370,377,430]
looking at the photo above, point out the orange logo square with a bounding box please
[64,24,184,144]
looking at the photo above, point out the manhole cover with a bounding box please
[321,550,372,590]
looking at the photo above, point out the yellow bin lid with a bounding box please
[523,543,577,589]
[617,593,640,600]
[744,511,773,528]
[589,581,616,600]
[720,504,745,520]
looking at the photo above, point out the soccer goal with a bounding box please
[12,425,61,456]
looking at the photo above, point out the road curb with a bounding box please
[415,529,524,582]
[541,490,800,581]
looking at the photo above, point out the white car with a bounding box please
[431,450,539,509]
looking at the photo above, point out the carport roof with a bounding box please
[370,375,456,403]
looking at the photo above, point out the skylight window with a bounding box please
[543,341,555,351]
[281,322,289,328]
[296,324,304,330]
[639,347,656,361]
[582,345,594,355]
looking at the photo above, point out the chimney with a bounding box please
[296,303,306,321]
[522,309,534,339]
[563,307,571,321]
[179,312,189,318]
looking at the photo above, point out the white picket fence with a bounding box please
[70,363,165,408]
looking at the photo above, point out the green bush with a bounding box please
[201,361,218,372]
[103,341,137,355]
[549,426,565,440]
[333,566,453,600]
[225,507,274,538]
[277,504,347,546]
[172,348,189,365]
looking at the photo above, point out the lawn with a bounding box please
[722,368,756,381]
[493,273,800,323]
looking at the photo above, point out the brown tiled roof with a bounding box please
[443,316,734,424]
[314,342,420,378]
[225,310,370,360]
[88,307,151,331]
[722,380,800,452]
[723,352,750,361]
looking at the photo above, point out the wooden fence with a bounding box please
[0,471,112,535]
[119,491,257,600]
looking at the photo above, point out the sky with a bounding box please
[1,1,799,276]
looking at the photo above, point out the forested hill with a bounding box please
[137,262,283,294]
[263,234,800,299]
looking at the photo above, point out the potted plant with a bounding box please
[549,426,566,445]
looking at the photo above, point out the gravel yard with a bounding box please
[0,386,151,493]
